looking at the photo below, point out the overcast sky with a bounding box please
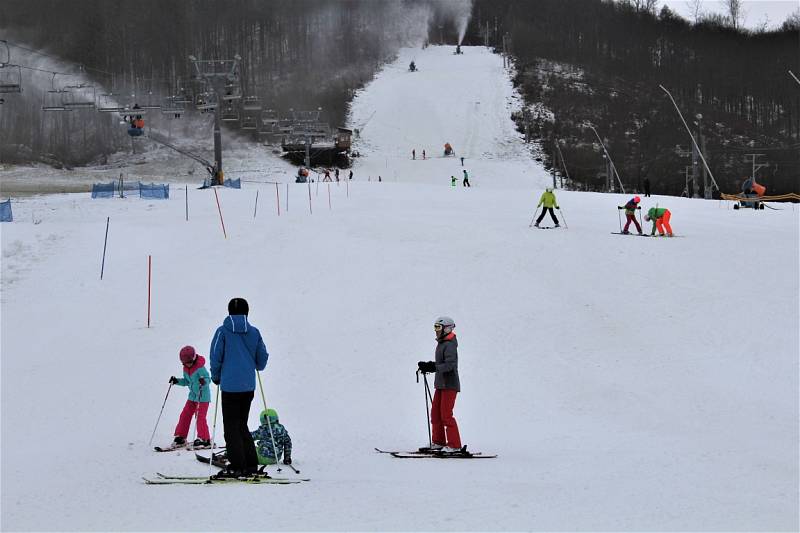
[661,0,799,29]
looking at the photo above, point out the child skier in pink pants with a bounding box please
[169,346,212,448]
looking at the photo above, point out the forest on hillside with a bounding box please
[0,0,462,166]
[466,0,800,195]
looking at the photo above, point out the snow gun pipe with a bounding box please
[307,181,312,215]
[254,190,259,219]
[275,183,280,216]
[209,385,220,477]
[100,217,110,280]
[256,372,282,473]
[528,207,540,228]
[147,255,152,327]
[417,370,432,448]
[213,188,227,239]
[148,382,173,447]
[185,185,189,221]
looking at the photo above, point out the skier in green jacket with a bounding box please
[534,187,560,228]
[645,207,673,237]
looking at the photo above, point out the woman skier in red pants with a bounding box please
[418,316,462,453]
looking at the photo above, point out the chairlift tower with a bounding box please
[189,54,242,185]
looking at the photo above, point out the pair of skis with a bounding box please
[375,447,497,459]
[610,232,684,238]
[142,472,309,485]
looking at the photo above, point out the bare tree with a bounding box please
[686,0,703,24]
[723,0,745,30]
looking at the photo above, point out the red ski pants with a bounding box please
[431,389,461,448]
[174,400,210,440]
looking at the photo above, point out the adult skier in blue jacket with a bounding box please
[210,297,269,477]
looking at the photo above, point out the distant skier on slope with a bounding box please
[418,316,462,453]
[168,346,212,449]
[533,187,560,228]
[462,169,471,187]
[645,207,674,237]
[451,175,457,187]
[617,196,642,234]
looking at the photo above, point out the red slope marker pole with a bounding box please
[213,188,227,239]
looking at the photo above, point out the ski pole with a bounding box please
[148,382,173,447]
[637,206,643,229]
[528,207,541,228]
[209,385,220,476]
[416,369,432,448]
[558,207,568,229]
[617,207,622,232]
[257,372,282,473]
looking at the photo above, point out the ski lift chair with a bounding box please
[221,100,239,121]
[97,93,124,112]
[240,109,260,130]
[62,84,96,109]
[195,91,218,112]
[0,65,22,93]
[241,96,262,111]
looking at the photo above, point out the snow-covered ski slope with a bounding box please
[1,46,798,531]
[349,45,545,188]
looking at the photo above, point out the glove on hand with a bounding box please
[212,377,220,385]
[283,456,292,465]
[198,377,206,386]
[418,361,436,373]
[169,376,178,384]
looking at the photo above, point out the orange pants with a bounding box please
[656,210,673,236]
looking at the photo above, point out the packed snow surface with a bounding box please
[1,46,798,531]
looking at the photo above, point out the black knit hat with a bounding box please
[228,297,249,316]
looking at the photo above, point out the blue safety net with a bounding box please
[139,183,170,199]
[91,182,116,198]
[0,199,12,222]
[224,178,241,189]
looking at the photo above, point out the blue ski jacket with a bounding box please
[210,315,269,392]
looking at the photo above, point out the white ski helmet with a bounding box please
[434,316,456,335]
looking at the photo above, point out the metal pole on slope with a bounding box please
[586,124,625,194]
[658,85,720,196]
[209,385,220,476]
[557,207,568,229]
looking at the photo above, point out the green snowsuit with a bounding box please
[647,207,668,235]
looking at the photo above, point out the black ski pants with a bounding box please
[221,390,258,471]
[536,207,558,225]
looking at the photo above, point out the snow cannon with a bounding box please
[444,143,453,156]
[296,167,309,183]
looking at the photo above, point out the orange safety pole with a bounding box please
[213,188,227,239]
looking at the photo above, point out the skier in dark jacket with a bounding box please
[418,316,461,452]
[210,297,269,477]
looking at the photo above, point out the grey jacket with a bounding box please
[434,335,460,391]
